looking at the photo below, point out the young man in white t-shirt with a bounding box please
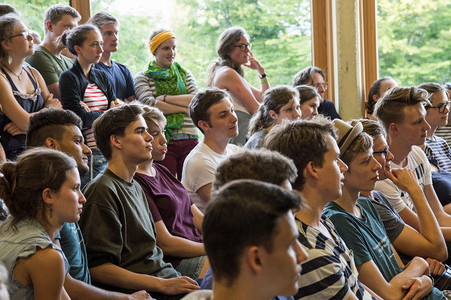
[182,88,241,212]
[374,86,451,232]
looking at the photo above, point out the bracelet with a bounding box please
[259,73,267,79]
[163,94,167,102]
[261,78,268,84]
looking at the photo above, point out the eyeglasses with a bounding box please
[312,83,328,90]
[9,30,33,40]
[373,148,390,158]
[234,43,252,51]
[426,101,450,113]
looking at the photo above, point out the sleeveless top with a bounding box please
[0,217,69,300]
[0,67,44,160]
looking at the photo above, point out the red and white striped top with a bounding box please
[82,82,108,148]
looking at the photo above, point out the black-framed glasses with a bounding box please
[9,30,33,40]
[234,43,252,51]
[312,83,328,90]
[373,148,390,158]
[427,101,451,113]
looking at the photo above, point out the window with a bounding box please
[92,0,312,89]
[377,0,451,85]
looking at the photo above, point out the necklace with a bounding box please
[3,64,24,81]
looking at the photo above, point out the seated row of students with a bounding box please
[0,84,450,300]
[1,4,451,300]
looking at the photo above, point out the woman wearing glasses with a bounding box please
[135,29,199,180]
[418,83,451,209]
[206,27,269,145]
[0,14,61,160]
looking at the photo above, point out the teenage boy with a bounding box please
[26,4,80,100]
[27,108,150,299]
[374,86,451,229]
[359,119,451,290]
[181,88,241,212]
[323,119,443,300]
[183,180,306,300]
[88,12,135,102]
[79,104,198,299]
[292,66,340,120]
[265,118,375,299]
[200,148,299,300]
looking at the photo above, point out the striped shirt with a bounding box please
[295,215,373,300]
[374,146,432,213]
[435,125,451,146]
[425,135,451,172]
[82,83,108,148]
[134,70,198,136]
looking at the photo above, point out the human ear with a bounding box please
[44,137,58,150]
[305,161,319,179]
[110,134,122,150]
[74,45,81,55]
[198,120,210,132]
[388,123,399,135]
[45,20,53,32]
[245,246,264,274]
[269,110,278,120]
[41,188,54,205]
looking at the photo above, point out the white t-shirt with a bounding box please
[181,142,242,212]
[374,146,432,213]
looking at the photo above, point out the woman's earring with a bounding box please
[7,55,12,65]
[49,206,53,218]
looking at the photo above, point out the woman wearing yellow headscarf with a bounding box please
[135,29,199,180]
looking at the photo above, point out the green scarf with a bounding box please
[146,61,187,142]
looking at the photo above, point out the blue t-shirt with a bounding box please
[324,197,443,300]
[59,222,91,283]
[95,61,135,101]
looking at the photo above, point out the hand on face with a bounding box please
[385,168,420,194]
[243,51,264,74]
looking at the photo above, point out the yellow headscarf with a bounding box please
[149,30,176,55]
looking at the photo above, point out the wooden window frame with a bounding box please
[311,0,378,116]
[73,0,378,116]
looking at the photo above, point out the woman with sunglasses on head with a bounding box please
[0,148,85,300]
[135,29,199,180]
[418,83,451,210]
[206,27,270,146]
[0,14,62,160]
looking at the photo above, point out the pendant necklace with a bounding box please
[4,64,24,81]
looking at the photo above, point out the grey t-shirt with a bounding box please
[79,168,179,292]
[370,191,405,243]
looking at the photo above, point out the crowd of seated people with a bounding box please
[0,3,451,300]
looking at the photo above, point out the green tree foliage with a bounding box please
[6,0,61,38]
[378,0,451,85]
[174,0,312,88]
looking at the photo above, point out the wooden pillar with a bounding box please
[311,0,335,103]
[70,0,91,24]
[360,0,378,117]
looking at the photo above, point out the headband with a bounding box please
[149,30,176,54]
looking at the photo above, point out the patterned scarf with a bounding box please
[146,61,187,142]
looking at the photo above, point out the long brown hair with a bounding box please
[206,27,249,87]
